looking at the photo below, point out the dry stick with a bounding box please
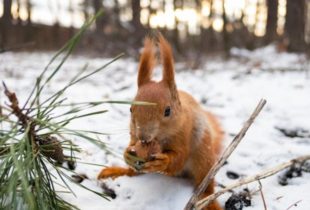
[195,154,310,210]
[286,200,302,210]
[258,181,268,210]
[184,99,267,210]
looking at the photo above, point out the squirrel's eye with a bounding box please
[164,106,170,117]
[130,107,132,113]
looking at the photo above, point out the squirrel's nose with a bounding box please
[137,132,151,142]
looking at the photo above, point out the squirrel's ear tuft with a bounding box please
[158,32,178,100]
[137,37,157,88]
[158,32,174,86]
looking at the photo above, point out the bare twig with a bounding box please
[286,200,302,210]
[3,82,29,125]
[184,99,267,210]
[195,154,310,210]
[258,181,267,210]
[276,196,283,200]
[0,105,3,118]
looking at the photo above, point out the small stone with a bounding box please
[225,193,252,210]
[71,174,88,183]
[227,171,240,179]
[67,160,77,170]
[101,183,116,199]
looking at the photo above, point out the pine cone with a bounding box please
[39,136,64,164]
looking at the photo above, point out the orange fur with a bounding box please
[158,33,174,85]
[205,111,224,157]
[137,37,157,88]
[98,33,224,210]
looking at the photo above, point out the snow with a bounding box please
[1,45,310,210]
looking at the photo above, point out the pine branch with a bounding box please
[0,9,117,210]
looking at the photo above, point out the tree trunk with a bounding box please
[208,0,217,52]
[131,0,144,32]
[265,0,278,44]
[26,0,32,25]
[83,0,89,21]
[24,0,33,43]
[3,0,13,23]
[16,0,21,24]
[113,0,121,34]
[1,0,13,48]
[222,0,230,56]
[69,0,74,38]
[131,0,145,47]
[173,0,182,54]
[285,0,305,52]
[93,0,103,34]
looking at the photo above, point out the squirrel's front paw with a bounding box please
[140,153,170,174]
[98,167,133,180]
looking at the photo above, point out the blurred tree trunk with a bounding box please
[265,0,278,44]
[192,0,202,51]
[1,0,13,48]
[16,0,21,25]
[131,0,141,30]
[161,0,167,35]
[241,0,252,49]
[26,0,32,25]
[69,0,74,38]
[2,0,13,23]
[131,1,144,32]
[24,0,33,43]
[113,0,121,35]
[285,0,305,52]
[83,0,89,21]
[53,0,60,48]
[131,0,145,46]
[93,0,104,34]
[222,0,230,56]
[173,0,182,54]
[208,0,217,52]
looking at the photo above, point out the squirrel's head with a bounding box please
[130,33,181,143]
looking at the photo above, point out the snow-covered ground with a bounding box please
[1,45,310,210]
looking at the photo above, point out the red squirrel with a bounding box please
[98,33,223,210]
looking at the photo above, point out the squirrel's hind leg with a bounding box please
[98,167,140,180]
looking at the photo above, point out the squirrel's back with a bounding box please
[178,90,223,157]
